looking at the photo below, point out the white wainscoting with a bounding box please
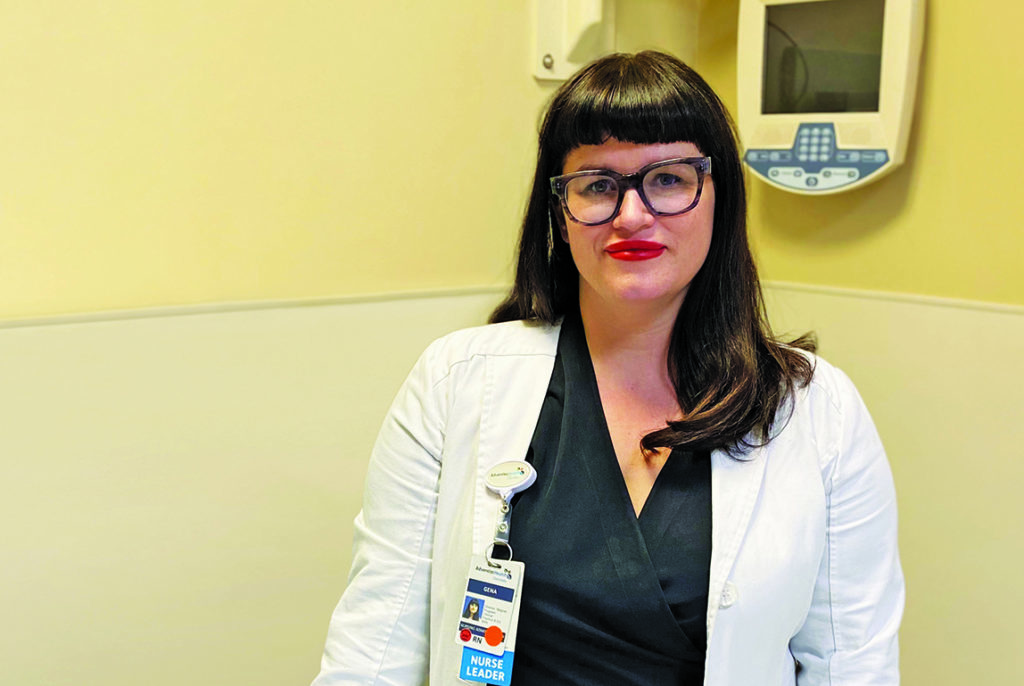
[0,290,503,686]
[0,285,1020,685]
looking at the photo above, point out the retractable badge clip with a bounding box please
[484,460,536,563]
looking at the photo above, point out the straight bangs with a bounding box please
[545,53,722,164]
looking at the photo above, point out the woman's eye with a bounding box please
[582,178,615,195]
[652,173,683,187]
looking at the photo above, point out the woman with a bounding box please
[313,51,903,685]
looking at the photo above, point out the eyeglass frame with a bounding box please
[549,156,712,226]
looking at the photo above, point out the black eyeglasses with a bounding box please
[550,156,711,225]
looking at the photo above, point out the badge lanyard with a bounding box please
[456,460,536,686]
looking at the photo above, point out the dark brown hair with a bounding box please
[490,51,815,455]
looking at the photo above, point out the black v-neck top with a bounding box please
[507,312,711,685]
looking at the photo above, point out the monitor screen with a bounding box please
[762,0,885,114]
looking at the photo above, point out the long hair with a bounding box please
[490,51,815,455]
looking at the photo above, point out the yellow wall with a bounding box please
[0,1,701,322]
[697,0,1024,307]
[0,2,554,319]
[3,1,1020,319]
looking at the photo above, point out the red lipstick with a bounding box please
[606,240,666,261]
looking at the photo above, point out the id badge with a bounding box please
[456,555,524,686]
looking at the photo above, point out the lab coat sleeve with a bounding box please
[790,366,905,685]
[313,340,450,686]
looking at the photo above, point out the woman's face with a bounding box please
[559,138,715,317]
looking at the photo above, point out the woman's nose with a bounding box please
[613,189,654,231]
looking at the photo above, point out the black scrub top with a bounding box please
[508,312,711,685]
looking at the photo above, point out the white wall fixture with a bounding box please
[738,0,926,195]
[533,0,616,81]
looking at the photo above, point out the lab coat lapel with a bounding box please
[705,442,770,643]
[473,323,561,552]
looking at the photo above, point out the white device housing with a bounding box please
[738,0,925,194]
[533,0,616,82]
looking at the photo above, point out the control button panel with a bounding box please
[744,124,889,192]
[767,166,860,190]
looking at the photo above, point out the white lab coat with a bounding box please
[314,319,903,685]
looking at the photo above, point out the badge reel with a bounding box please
[455,461,536,686]
[485,460,536,564]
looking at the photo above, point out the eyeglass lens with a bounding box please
[564,162,701,224]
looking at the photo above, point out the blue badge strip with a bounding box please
[459,647,515,686]
[466,579,515,602]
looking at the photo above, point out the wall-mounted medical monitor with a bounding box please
[738,0,925,194]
